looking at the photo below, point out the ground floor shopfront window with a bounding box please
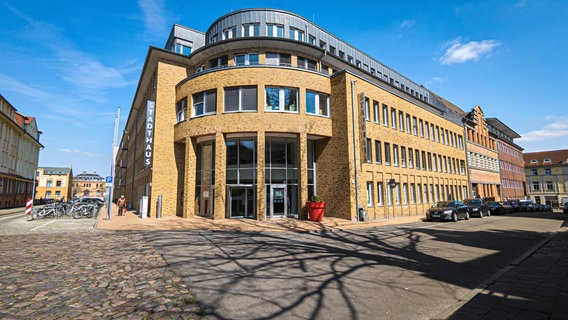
[193,135,318,219]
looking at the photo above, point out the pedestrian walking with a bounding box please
[117,195,127,216]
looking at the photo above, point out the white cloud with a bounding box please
[426,76,445,86]
[399,19,416,29]
[60,148,99,158]
[439,39,501,65]
[0,73,50,99]
[518,117,568,142]
[137,0,169,38]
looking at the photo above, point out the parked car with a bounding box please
[463,199,490,218]
[542,204,553,213]
[499,201,514,214]
[510,200,521,212]
[78,197,105,206]
[487,201,505,215]
[564,202,568,214]
[519,200,533,212]
[425,201,470,222]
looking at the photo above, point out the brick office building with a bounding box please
[486,118,526,201]
[115,8,473,220]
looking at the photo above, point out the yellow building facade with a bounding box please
[115,9,471,221]
[35,167,73,202]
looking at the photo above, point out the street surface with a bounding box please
[145,213,566,320]
[0,210,566,319]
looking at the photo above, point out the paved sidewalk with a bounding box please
[96,206,425,232]
[439,227,568,320]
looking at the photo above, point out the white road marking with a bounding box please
[30,220,57,231]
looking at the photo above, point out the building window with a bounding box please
[391,108,397,129]
[364,98,370,121]
[366,139,372,163]
[401,147,406,167]
[56,180,62,187]
[408,148,413,168]
[373,101,379,124]
[308,35,316,45]
[382,104,389,126]
[415,150,421,170]
[329,46,336,55]
[226,138,257,185]
[532,181,539,191]
[176,98,187,123]
[367,182,374,207]
[175,42,192,55]
[46,191,52,198]
[545,168,551,175]
[417,184,422,204]
[425,122,430,139]
[266,52,291,66]
[224,86,257,112]
[546,181,553,191]
[235,53,259,66]
[395,184,401,205]
[377,182,384,206]
[306,91,330,116]
[222,26,236,40]
[193,90,217,117]
[460,160,465,175]
[530,159,538,164]
[319,40,327,50]
[267,24,284,37]
[297,57,317,70]
[403,183,408,204]
[399,111,404,132]
[410,184,415,204]
[55,191,61,198]
[208,55,228,69]
[412,117,418,135]
[375,141,382,164]
[242,23,260,37]
[265,87,298,112]
[393,144,399,166]
[543,158,551,163]
[531,169,538,175]
[419,120,424,138]
[46,180,53,188]
[384,143,391,165]
[288,27,304,41]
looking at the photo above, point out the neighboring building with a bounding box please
[486,118,526,201]
[35,167,73,202]
[115,8,471,221]
[72,171,105,198]
[463,106,501,201]
[0,94,43,208]
[523,149,568,208]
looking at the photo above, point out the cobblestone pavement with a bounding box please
[0,231,204,320]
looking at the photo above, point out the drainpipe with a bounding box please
[350,80,360,222]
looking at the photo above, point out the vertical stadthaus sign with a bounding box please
[144,101,155,167]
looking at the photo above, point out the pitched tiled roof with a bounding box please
[523,149,568,166]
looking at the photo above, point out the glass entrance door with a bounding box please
[228,187,255,218]
[270,184,287,217]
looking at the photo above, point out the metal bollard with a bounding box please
[156,195,162,219]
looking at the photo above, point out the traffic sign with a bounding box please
[106,176,113,183]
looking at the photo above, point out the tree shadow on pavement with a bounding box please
[143,214,567,320]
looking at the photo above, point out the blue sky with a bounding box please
[1,0,566,176]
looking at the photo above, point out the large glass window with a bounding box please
[224,86,257,112]
[193,90,217,117]
[176,98,187,123]
[306,91,330,116]
[196,141,215,217]
[235,53,259,66]
[266,87,298,112]
[266,138,299,216]
[226,138,257,185]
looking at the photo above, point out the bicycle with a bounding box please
[70,203,95,219]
